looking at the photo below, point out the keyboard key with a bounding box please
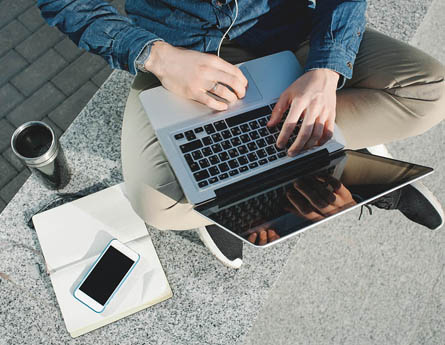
[266,145,276,155]
[230,137,241,146]
[211,133,222,142]
[258,128,269,137]
[249,162,259,169]
[265,135,275,145]
[192,150,203,160]
[221,130,232,139]
[194,170,209,182]
[240,134,250,143]
[278,151,286,158]
[221,140,232,150]
[229,169,239,176]
[198,180,208,188]
[214,120,228,131]
[209,155,220,165]
[268,155,277,162]
[218,162,229,172]
[249,131,259,140]
[219,173,229,180]
[238,145,248,154]
[237,156,248,165]
[247,142,258,151]
[174,133,184,140]
[209,166,219,176]
[211,143,222,153]
[180,139,203,153]
[269,102,276,110]
[240,124,250,133]
[225,106,271,127]
[185,130,196,141]
[259,159,268,165]
[239,165,249,172]
[247,152,258,162]
[218,152,229,161]
[228,159,239,169]
[258,117,268,126]
[231,127,241,136]
[257,149,267,158]
[209,176,219,184]
[204,124,216,134]
[202,136,212,146]
[269,126,279,134]
[194,127,204,133]
[257,139,266,148]
[199,158,210,169]
[228,148,239,158]
[202,147,212,156]
[184,153,193,163]
[249,121,259,130]
[188,161,200,172]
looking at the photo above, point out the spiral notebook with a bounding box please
[32,184,172,338]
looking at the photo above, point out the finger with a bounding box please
[209,69,247,99]
[276,101,306,149]
[317,115,335,146]
[209,55,248,87]
[287,104,319,155]
[194,91,228,111]
[247,232,257,244]
[286,190,324,221]
[268,92,290,127]
[207,81,238,103]
[258,230,268,245]
[267,229,280,242]
[293,179,330,210]
[304,118,325,149]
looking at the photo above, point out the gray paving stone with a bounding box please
[54,37,83,63]
[48,81,98,130]
[0,169,30,203]
[41,116,63,140]
[0,197,5,214]
[0,83,24,119]
[0,156,17,190]
[0,0,34,29]
[0,20,30,57]
[0,119,15,152]
[52,52,106,96]
[91,66,112,88]
[15,24,64,62]
[11,49,67,97]
[7,83,65,127]
[0,50,28,85]
[2,147,24,171]
[17,4,46,32]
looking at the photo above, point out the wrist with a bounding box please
[144,41,170,76]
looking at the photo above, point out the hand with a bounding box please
[247,229,280,245]
[145,41,248,111]
[285,175,356,221]
[267,69,339,156]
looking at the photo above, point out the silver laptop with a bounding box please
[139,51,433,247]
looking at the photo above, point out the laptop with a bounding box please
[139,51,433,247]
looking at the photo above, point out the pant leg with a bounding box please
[294,28,445,149]
[121,41,257,230]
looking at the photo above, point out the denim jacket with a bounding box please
[37,0,366,80]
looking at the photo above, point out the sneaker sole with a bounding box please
[197,227,243,269]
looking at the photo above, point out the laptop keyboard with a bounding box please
[175,103,301,189]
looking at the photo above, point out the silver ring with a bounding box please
[209,82,218,93]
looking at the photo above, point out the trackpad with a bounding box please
[231,66,263,108]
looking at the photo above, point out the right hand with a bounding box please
[145,41,248,111]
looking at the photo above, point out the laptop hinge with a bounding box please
[213,148,331,203]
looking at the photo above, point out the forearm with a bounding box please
[37,0,161,74]
[306,0,367,86]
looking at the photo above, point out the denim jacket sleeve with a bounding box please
[305,0,367,85]
[37,0,162,75]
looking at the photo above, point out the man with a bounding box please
[38,0,445,268]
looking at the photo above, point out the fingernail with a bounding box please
[288,151,295,157]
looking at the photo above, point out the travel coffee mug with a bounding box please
[11,121,71,190]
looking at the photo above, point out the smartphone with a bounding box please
[73,239,140,313]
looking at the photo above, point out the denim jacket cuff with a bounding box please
[304,42,357,85]
[113,26,161,75]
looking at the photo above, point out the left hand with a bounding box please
[267,69,339,156]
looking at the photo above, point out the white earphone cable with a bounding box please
[217,0,239,57]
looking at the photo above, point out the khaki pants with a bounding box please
[121,29,445,230]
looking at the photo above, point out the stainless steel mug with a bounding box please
[11,121,71,190]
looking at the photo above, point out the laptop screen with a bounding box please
[194,150,433,247]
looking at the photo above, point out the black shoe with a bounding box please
[371,181,444,230]
[197,225,243,269]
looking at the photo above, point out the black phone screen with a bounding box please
[79,245,135,305]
